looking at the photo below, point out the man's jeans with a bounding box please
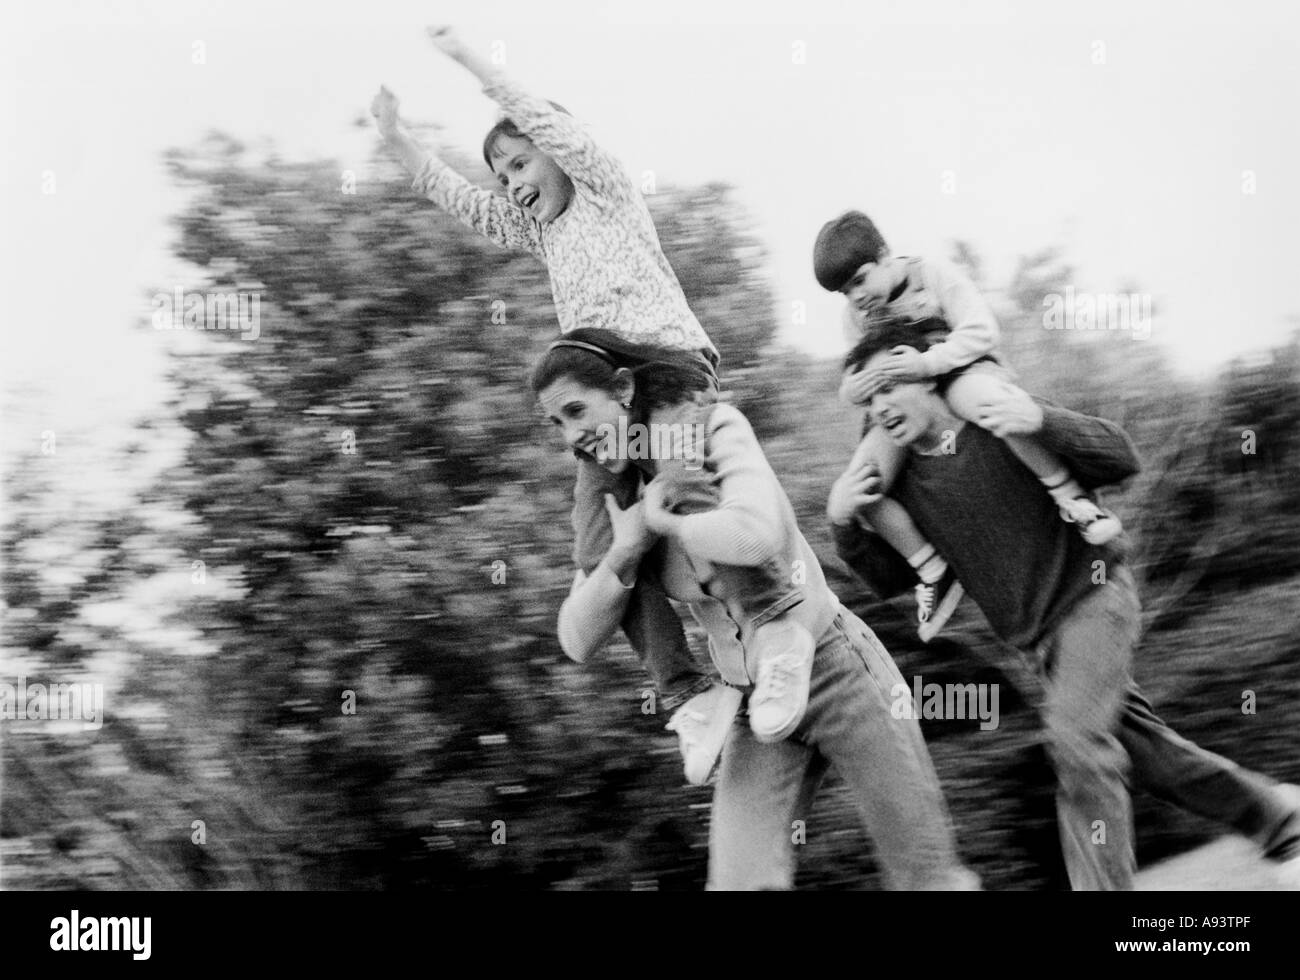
[707,607,978,890]
[1032,563,1300,889]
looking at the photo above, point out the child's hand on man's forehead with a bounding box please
[879,345,926,382]
[844,365,891,406]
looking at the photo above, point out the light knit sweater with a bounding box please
[410,69,716,357]
[557,403,839,685]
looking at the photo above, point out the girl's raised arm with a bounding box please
[371,85,542,256]
[428,26,630,201]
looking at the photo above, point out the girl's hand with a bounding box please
[370,86,400,137]
[604,494,658,560]
[879,345,928,382]
[426,25,467,61]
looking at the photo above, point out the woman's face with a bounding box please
[538,375,633,474]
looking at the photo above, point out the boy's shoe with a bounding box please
[1058,496,1123,546]
[666,683,743,786]
[747,620,816,743]
[917,568,964,643]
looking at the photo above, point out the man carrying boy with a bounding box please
[812,211,1121,643]
[828,322,1300,889]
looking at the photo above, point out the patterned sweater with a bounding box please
[410,70,716,357]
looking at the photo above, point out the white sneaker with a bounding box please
[747,620,815,743]
[666,684,743,786]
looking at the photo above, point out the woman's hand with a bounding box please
[605,493,658,562]
[640,478,683,539]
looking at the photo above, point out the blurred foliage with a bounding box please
[3,134,1299,890]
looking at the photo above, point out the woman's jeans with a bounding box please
[707,607,979,890]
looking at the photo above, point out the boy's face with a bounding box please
[858,349,943,451]
[490,134,575,224]
[840,253,906,313]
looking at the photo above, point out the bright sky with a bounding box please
[3,0,1299,468]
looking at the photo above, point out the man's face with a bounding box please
[490,134,575,224]
[840,253,906,313]
[858,349,943,449]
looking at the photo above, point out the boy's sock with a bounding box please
[908,543,948,585]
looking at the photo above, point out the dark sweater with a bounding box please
[832,402,1141,649]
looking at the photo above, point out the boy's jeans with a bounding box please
[1032,562,1300,889]
[707,607,978,890]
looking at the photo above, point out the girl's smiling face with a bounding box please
[489,133,575,224]
[538,373,634,474]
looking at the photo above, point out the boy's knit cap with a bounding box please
[813,211,888,292]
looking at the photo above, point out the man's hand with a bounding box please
[370,86,401,138]
[973,382,1044,438]
[879,345,928,382]
[827,453,883,527]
